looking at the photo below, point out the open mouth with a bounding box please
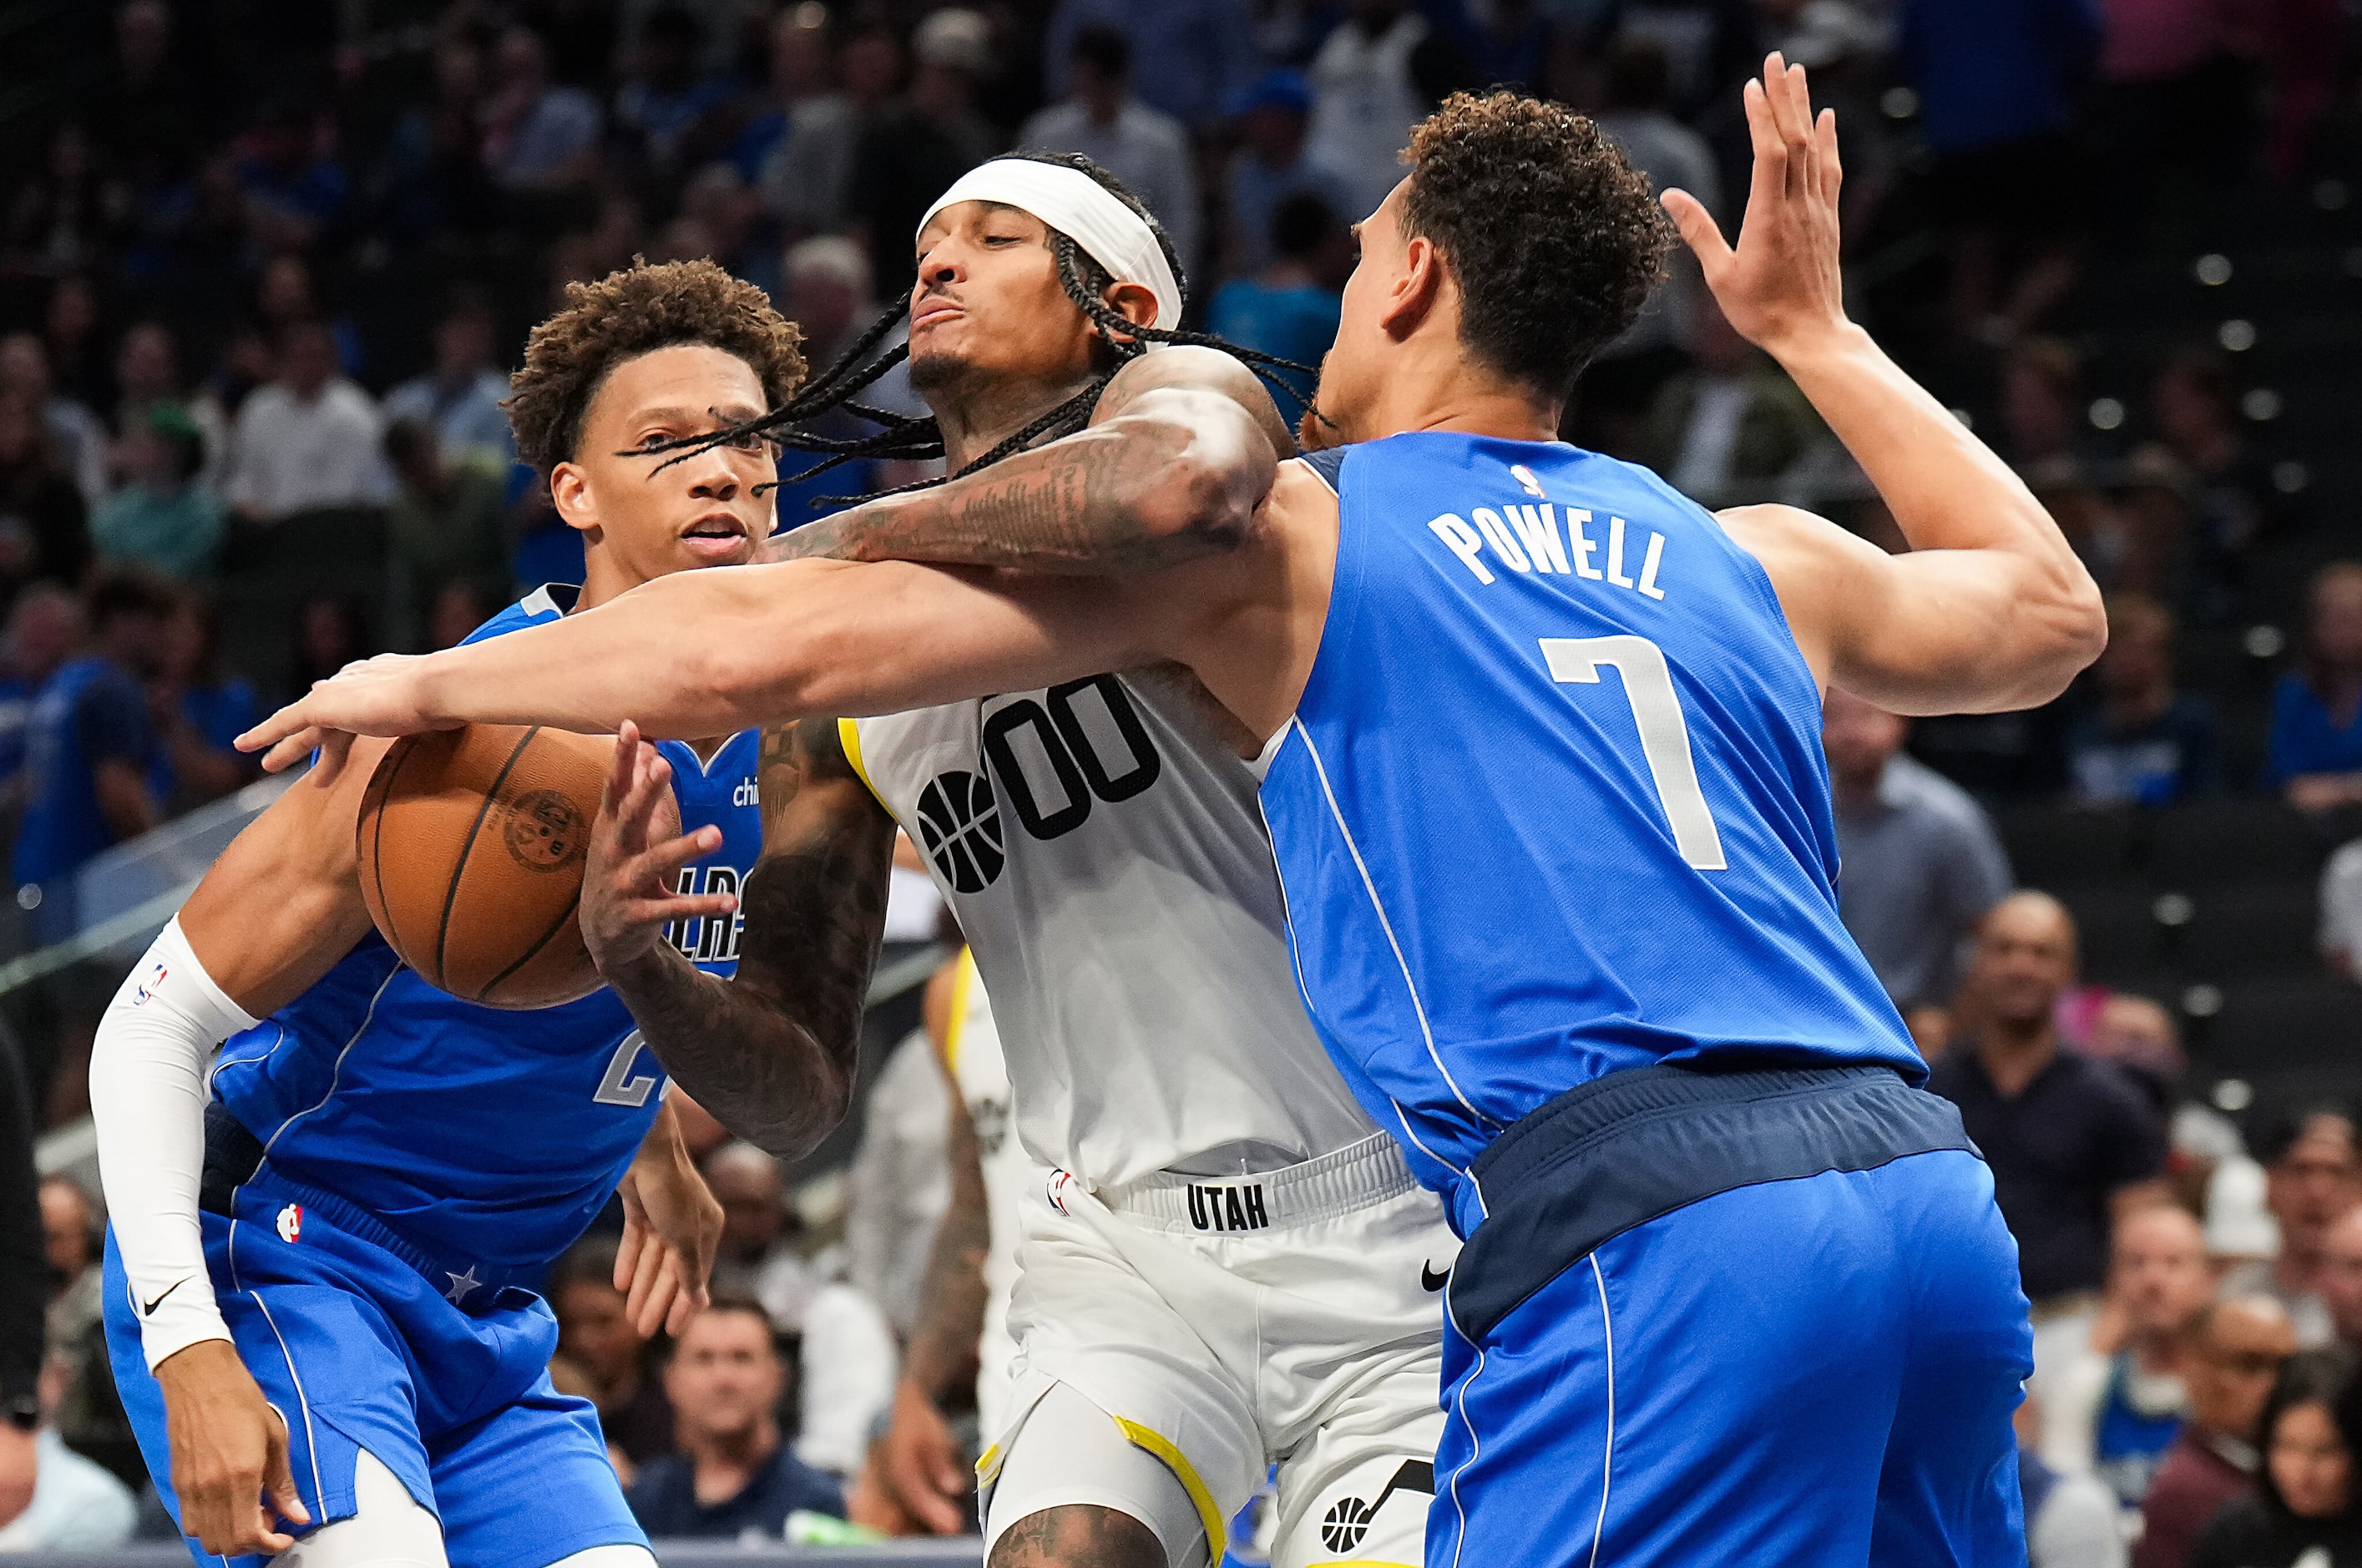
[680,512,751,559]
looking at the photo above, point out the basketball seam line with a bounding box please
[433,726,540,998]
[482,885,586,1001]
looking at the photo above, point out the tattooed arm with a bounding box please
[771,346,1293,574]
[869,956,993,1534]
[581,719,897,1161]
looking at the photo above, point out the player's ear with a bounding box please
[1381,235,1445,341]
[549,462,597,536]
[1093,281,1158,346]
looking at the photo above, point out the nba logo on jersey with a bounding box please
[133,961,167,1005]
[276,1203,303,1244]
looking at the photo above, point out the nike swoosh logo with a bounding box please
[139,1277,194,1318]
[1421,1262,1450,1292]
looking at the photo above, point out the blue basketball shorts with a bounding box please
[104,1173,645,1568]
[1429,1065,2034,1568]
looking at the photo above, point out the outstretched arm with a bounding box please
[1669,57,2106,714]
[579,719,897,1161]
[771,346,1292,574]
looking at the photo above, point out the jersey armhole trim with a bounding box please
[1111,1415,1228,1564]
[837,717,890,812]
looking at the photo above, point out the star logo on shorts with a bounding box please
[444,1266,483,1305]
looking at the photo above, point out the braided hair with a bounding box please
[651,152,1326,505]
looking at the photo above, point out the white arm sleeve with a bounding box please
[90,918,260,1372]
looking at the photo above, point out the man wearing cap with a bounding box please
[1227,68,1359,279]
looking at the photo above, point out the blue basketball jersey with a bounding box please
[1259,435,1918,1221]
[210,584,763,1272]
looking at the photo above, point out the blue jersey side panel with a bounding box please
[210,587,765,1271]
[1260,436,1917,1204]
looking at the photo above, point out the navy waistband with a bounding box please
[201,1101,547,1305]
[1451,1060,1977,1342]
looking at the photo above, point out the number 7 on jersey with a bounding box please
[1541,635,1728,872]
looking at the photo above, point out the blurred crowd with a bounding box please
[8,0,2362,1555]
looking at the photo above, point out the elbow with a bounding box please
[1135,406,1273,556]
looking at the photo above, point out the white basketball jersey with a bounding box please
[847,670,1378,1189]
[941,948,1028,1436]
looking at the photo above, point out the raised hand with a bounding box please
[1659,54,1847,359]
[154,1339,312,1555]
[582,721,733,975]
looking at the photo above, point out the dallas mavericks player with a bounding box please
[92,260,820,1567]
[246,61,2103,1565]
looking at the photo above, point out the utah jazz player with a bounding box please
[248,63,2104,1565]
[91,260,826,1567]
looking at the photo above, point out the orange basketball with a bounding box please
[355,725,675,1009]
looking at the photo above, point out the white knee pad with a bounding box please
[273,1450,447,1568]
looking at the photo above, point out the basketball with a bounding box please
[356,724,673,1009]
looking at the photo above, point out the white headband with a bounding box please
[918,159,1183,341]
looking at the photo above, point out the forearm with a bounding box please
[900,1103,989,1399]
[601,841,887,1161]
[774,392,1276,574]
[1772,324,2081,578]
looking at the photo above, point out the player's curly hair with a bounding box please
[1403,92,1676,400]
[504,257,807,473]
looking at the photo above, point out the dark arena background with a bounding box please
[5,0,2362,1563]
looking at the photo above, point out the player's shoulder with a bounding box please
[461,584,578,645]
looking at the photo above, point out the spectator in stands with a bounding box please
[0,1034,37,1531]
[383,290,516,469]
[222,320,393,525]
[1040,0,1260,130]
[1225,71,1353,283]
[2270,563,2362,810]
[43,276,108,416]
[1019,27,1201,271]
[88,402,220,581]
[2002,337,2094,483]
[0,334,107,511]
[9,565,169,948]
[761,23,903,240]
[286,591,371,701]
[1930,893,2171,1395]
[375,33,499,248]
[2047,1204,2211,1502]
[427,579,499,652]
[2189,1349,2362,1567]
[484,26,604,194]
[1895,0,2100,344]
[147,593,256,812]
[1596,36,1722,230]
[0,1353,134,1550]
[1305,0,1470,222]
[1646,294,1828,508]
[1209,194,1347,407]
[2318,1207,2362,1349]
[37,1176,98,1388]
[704,1141,817,1331]
[615,6,735,174]
[2137,1295,2299,1568]
[112,323,223,491]
[2066,594,2223,806]
[731,4,833,185]
[235,100,351,254]
[781,237,876,372]
[0,388,90,602]
[89,0,204,180]
[2317,837,2362,979]
[255,253,364,382]
[849,9,999,301]
[384,415,509,649]
[2142,349,2283,623]
[0,587,82,804]
[2223,1110,2362,1349]
[551,1236,675,1469]
[626,1298,845,1538]
[1821,687,2011,1032]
